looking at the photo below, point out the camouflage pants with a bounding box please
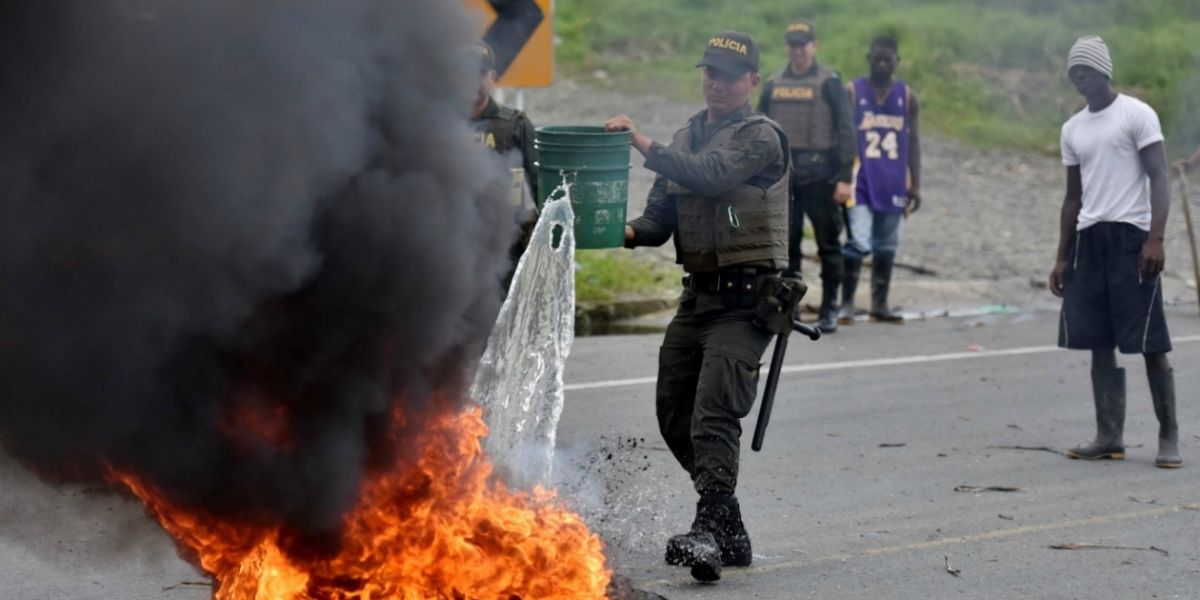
[656,289,772,496]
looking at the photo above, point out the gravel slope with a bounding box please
[517,79,1200,299]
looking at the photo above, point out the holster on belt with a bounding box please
[750,273,815,453]
[753,274,808,335]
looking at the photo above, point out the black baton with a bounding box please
[751,320,820,452]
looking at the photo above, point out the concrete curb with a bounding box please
[575,294,678,336]
[586,275,1200,336]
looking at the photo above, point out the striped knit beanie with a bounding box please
[1068,35,1113,80]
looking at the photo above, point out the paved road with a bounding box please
[2,305,1198,599]
[560,306,1200,599]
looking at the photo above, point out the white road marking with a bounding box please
[564,335,1200,392]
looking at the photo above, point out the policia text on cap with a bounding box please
[604,31,792,583]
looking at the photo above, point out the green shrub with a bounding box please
[575,249,677,303]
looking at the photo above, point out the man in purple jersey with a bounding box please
[1050,35,1181,468]
[839,36,921,324]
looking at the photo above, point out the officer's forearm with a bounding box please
[644,142,765,196]
[629,130,654,156]
[627,180,675,247]
[625,217,671,248]
[837,132,856,183]
[836,160,853,184]
[829,79,857,183]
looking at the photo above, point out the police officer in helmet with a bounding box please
[605,31,791,583]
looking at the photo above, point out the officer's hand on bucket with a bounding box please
[604,114,652,154]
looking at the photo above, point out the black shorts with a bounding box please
[1058,222,1171,354]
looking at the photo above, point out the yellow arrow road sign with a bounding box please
[464,0,553,88]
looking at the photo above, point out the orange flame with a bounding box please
[115,407,611,599]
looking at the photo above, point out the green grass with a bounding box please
[557,0,1200,156]
[575,249,677,303]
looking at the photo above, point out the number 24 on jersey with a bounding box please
[865,130,899,160]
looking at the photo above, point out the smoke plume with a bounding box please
[0,0,514,547]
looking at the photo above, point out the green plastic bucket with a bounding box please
[535,126,631,249]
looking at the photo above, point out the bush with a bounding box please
[575,249,677,304]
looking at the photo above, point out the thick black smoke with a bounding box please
[0,1,513,545]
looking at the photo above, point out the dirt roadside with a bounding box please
[515,78,1200,315]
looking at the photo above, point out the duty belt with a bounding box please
[683,267,777,294]
[790,150,830,164]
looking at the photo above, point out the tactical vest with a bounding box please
[765,65,835,152]
[664,116,790,272]
[471,104,521,154]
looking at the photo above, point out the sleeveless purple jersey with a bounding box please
[852,77,911,213]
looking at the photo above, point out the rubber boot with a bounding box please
[664,497,723,582]
[838,256,862,325]
[869,254,903,323]
[815,283,839,333]
[1149,369,1182,468]
[1066,367,1126,460]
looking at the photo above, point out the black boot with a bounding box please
[869,253,903,323]
[664,497,723,582]
[712,495,752,567]
[816,282,839,333]
[838,256,862,325]
[1067,367,1126,460]
[1149,369,1182,468]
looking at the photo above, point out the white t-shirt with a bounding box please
[1060,94,1164,231]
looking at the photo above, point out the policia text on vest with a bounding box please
[758,48,856,334]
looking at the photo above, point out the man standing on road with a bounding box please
[605,31,790,582]
[757,19,855,333]
[1050,35,1182,469]
[839,36,921,324]
[469,41,539,291]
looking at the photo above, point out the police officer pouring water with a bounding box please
[758,19,856,333]
[604,31,791,582]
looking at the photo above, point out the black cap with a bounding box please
[477,41,497,71]
[784,19,816,44]
[696,31,760,76]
